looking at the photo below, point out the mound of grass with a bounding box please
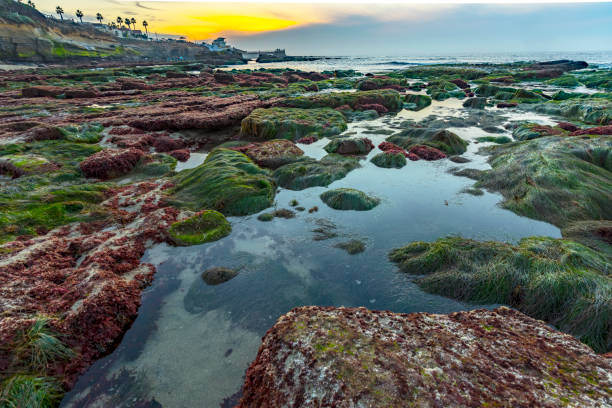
[320,188,380,211]
[273,154,360,191]
[14,317,74,372]
[562,220,612,259]
[169,148,275,216]
[387,128,468,155]
[168,210,231,246]
[334,239,366,254]
[389,236,611,352]
[240,107,347,140]
[546,75,581,88]
[0,375,62,408]
[474,136,612,227]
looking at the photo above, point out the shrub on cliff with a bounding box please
[389,236,611,352]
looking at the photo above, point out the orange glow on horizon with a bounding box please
[160,14,301,40]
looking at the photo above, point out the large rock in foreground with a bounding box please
[239,306,612,408]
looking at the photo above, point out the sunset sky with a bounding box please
[34,1,612,55]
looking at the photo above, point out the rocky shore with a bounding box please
[0,57,610,405]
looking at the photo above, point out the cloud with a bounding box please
[135,2,158,10]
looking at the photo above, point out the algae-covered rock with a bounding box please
[404,94,432,111]
[512,123,563,141]
[201,266,238,285]
[79,148,145,180]
[547,75,581,88]
[370,151,407,168]
[59,123,104,143]
[389,236,611,352]
[257,209,295,221]
[387,128,468,155]
[475,136,612,227]
[334,239,366,254]
[0,154,58,177]
[168,210,231,246]
[462,97,487,109]
[273,154,360,191]
[239,306,612,407]
[242,139,304,169]
[320,188,379,211]
[426,80,461,100]
[240,107,347,141]
[475,135,513,144]
[169,148,275,216]
[283,90,403,112]
[323,138,373,155]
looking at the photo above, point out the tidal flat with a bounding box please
[0,59,610,407]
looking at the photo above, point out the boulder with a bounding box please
[462,97,487,109]
[239,306,612,407]
[240,107,347,141]
[201,267,239,285]
[409,144,447,161]
[21,86,64,98]
[79,148,145,180]
[320,188,380,211]
[323,138,374,155]
[169,149,275,216]
[273,154,360,191]
[387,128,467,155]
[168,210,231,246]
[371,151,407,168]
[243,139,304,169]
[404,94,432,111]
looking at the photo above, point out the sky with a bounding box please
[33,1,612,55]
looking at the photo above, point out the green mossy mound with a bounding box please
[169,149,275,216]
[168,210,231,246]
[396,66,487,81]
[387,128,468,155]
[334,239,366,254]
[426,80,464,101]
[475,84,517,98]
[320,188,380,211]
[475,136,513,144]
[59,123,104,143]
[355,77,403,91]
[370,152,407,168]
[389,236,611,352]
[240,107,347,140]
[462,97,487,109]
[547,75,581,88]
[474,136,612,227]
[273,154,360,191]
[283,90,403,112]
[404,94,432,111]
[323,138,373,155]
[511,123,563,141]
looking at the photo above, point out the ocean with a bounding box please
[224,50,612,72]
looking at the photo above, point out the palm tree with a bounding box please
[124,16,132,30]
[76,10,83,23]
[56,6,64,20]
[27,0,35,7]
[142,20,149,36]
[130,18,136,30]
[116,16,123,27]
[96,13,103,24]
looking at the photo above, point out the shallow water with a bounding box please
[62,104,561,407]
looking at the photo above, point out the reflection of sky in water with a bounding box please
[62,103,561,408]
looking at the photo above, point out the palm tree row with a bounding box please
[52,7,150,36]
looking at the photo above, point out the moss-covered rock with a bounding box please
[240,107,347,141]
[59,123,104,143]
[462,97,487,109]
[475,135,513,144]
[169,148,275,216]
[404,94,432,111]
[387,128,468,155]
[242,139,304,169]
[511,123,564,141]
[334,239,366,254]
[320,188,379,211]
[283,90,403,112]
[547,75,580,88]
[426,80,464,100]
[168,210,231,246]
[562,220,612,259]
[201,267,239,285]
[474,136,612,227]
[323,138,373,155]
[370,151,407,168]
[273,154,360,191]
[389,236,611,352]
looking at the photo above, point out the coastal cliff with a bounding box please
[0,0,244,64]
